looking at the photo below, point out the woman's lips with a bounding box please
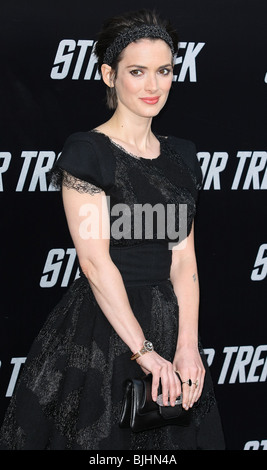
[140,96,160,104]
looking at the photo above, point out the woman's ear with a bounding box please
[101,64,115,88]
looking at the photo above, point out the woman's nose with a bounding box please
[144,73,159,93]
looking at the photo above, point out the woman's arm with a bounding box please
[169,222,205,409]
[62,185,145,352]
[62,185,180,405]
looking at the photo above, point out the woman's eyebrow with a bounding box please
[126,63,173,69]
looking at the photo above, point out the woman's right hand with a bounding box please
[136,351,181,407]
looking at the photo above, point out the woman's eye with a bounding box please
[159,68,172,75]
[130,69,142,76]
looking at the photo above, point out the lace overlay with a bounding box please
[49,167,103,195]
[107,137,197,248]
[62,170,103,194]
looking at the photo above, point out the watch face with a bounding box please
[144,340,153,352]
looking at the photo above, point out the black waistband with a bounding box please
[110,242,172,285]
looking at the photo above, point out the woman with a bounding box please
[0,9,224,450]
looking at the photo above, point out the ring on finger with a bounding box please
[181,379,192,387]
[192,379,199,388]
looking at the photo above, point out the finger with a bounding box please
[187,386,194,408]
[179,374,198,409]
[188,376,198,406]
[180,378,191,410]
[195,369,205,401]
[167,369,179,406]
[174,371,182,399]
[189,378,201,406]
[175,371,188,409]
[160,368,171,406]
[151,371,160,402]
[190,370,205,406]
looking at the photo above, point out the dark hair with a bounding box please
[94,9,179,109]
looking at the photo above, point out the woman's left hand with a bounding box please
[172,345,205,410]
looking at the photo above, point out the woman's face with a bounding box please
[113,38,173,119]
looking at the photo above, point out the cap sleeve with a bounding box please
[167,136,203,189]
[49,132,114,193]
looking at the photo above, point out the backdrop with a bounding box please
[0,0,266,451]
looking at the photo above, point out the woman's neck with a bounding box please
[96,108,158,157]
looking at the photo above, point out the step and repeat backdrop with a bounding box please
[0,0,266,451]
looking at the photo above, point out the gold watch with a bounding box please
[131,340,154,361]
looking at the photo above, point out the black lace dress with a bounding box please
[0,131,225,450]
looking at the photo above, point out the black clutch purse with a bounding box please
[119,373,191,432]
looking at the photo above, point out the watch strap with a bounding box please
[130,340,154,361]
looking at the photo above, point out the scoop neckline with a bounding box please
[91,129,164,162]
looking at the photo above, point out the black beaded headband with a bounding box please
[103,25,175,66]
